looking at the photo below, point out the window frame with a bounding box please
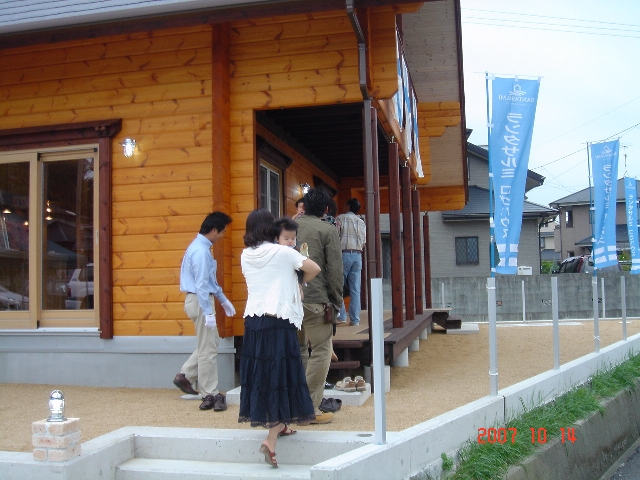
[455,236,480,266]
[0,119,120,338]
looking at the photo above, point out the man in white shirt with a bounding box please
[174,212,236,411]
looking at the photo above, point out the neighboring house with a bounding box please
[427,140,558,278]
[540,221,561,262]
[0,0,468,388]
[550,178,640,260]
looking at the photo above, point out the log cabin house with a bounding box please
[0,0,467,389]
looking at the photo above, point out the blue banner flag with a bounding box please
[590,140,620,270]
[488,77,540,274]
[624,176,640,274]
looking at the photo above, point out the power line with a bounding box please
[463,15,640,35]
[462,8,640,29]
[533,96,640,148]
[462,20,640,39]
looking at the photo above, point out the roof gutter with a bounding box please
[346,0,370,100]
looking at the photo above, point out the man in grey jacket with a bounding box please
[296,188,343,424]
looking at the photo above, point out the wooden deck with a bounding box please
[330,308,454,377]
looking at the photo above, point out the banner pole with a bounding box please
[487,277,498,395]
[622,276,627,341]
[485,73,496,278]
[552,276,559,370]
[370,278,386,445]
[587,143,600,352]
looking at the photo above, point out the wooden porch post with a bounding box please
[412,188,423,314]
[423,213,432,308]
[388,142,403,328]
[363,100,377,329]
[401,164,415,320]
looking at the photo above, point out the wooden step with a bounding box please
[329,360,360,370]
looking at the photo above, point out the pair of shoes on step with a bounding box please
[335,376,366,392]
[199,393,227,411]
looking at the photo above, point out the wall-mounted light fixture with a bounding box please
[300,183,311,195]
[2,208,10,214]
[121,138,136,158]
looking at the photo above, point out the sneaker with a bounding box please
[310,412,334,424]
[213,393,227,411]
[325,381,335,389]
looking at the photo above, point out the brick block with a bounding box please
[47,444,81,462]
[47,418,80,435]
[32,430,82,448]
[32,448,48,461]
[32,420,49,434]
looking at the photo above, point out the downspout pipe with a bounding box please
[346,0,370,100]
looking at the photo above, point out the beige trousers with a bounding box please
[298,303,333,413]
[181,293,220,397]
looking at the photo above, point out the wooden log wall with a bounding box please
[227,9,397,335]
[0,25,216,336]
[0,6,409,338]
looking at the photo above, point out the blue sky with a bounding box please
[460,0,640,207]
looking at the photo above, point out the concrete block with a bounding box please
[391,348,409,367]
[364,365,390,393]
[447,323,479,335]
[409,338,420,352]
[419,328,428,340]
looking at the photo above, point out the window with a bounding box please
[565,210,573,228]
[0,148,98,327]
[455,236,479,265]
[259,163,281,218]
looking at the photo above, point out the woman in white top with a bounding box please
[239,209,320,468]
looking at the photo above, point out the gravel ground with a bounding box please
[2,318,638,453]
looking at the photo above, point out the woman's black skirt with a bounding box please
[238,314,316,428]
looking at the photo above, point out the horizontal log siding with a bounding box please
[228,10,362,335]
[0,25,215,336]
[0,7,406,338]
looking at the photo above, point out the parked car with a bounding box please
[66,264,94,309]
[0,285,28,310]
[556,254,621,274]
[556,255,594,274]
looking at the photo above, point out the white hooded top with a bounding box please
[241,242,306,328]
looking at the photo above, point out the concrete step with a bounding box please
[126,428,371,465]
[117,457,312,479]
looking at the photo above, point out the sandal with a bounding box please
[335,376,356,392]
[354,375,367,391]
[278,424,297,436]
[259,443,278,468]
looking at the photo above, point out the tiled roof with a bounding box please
[442,186,558,221]
[550,178,640,207]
